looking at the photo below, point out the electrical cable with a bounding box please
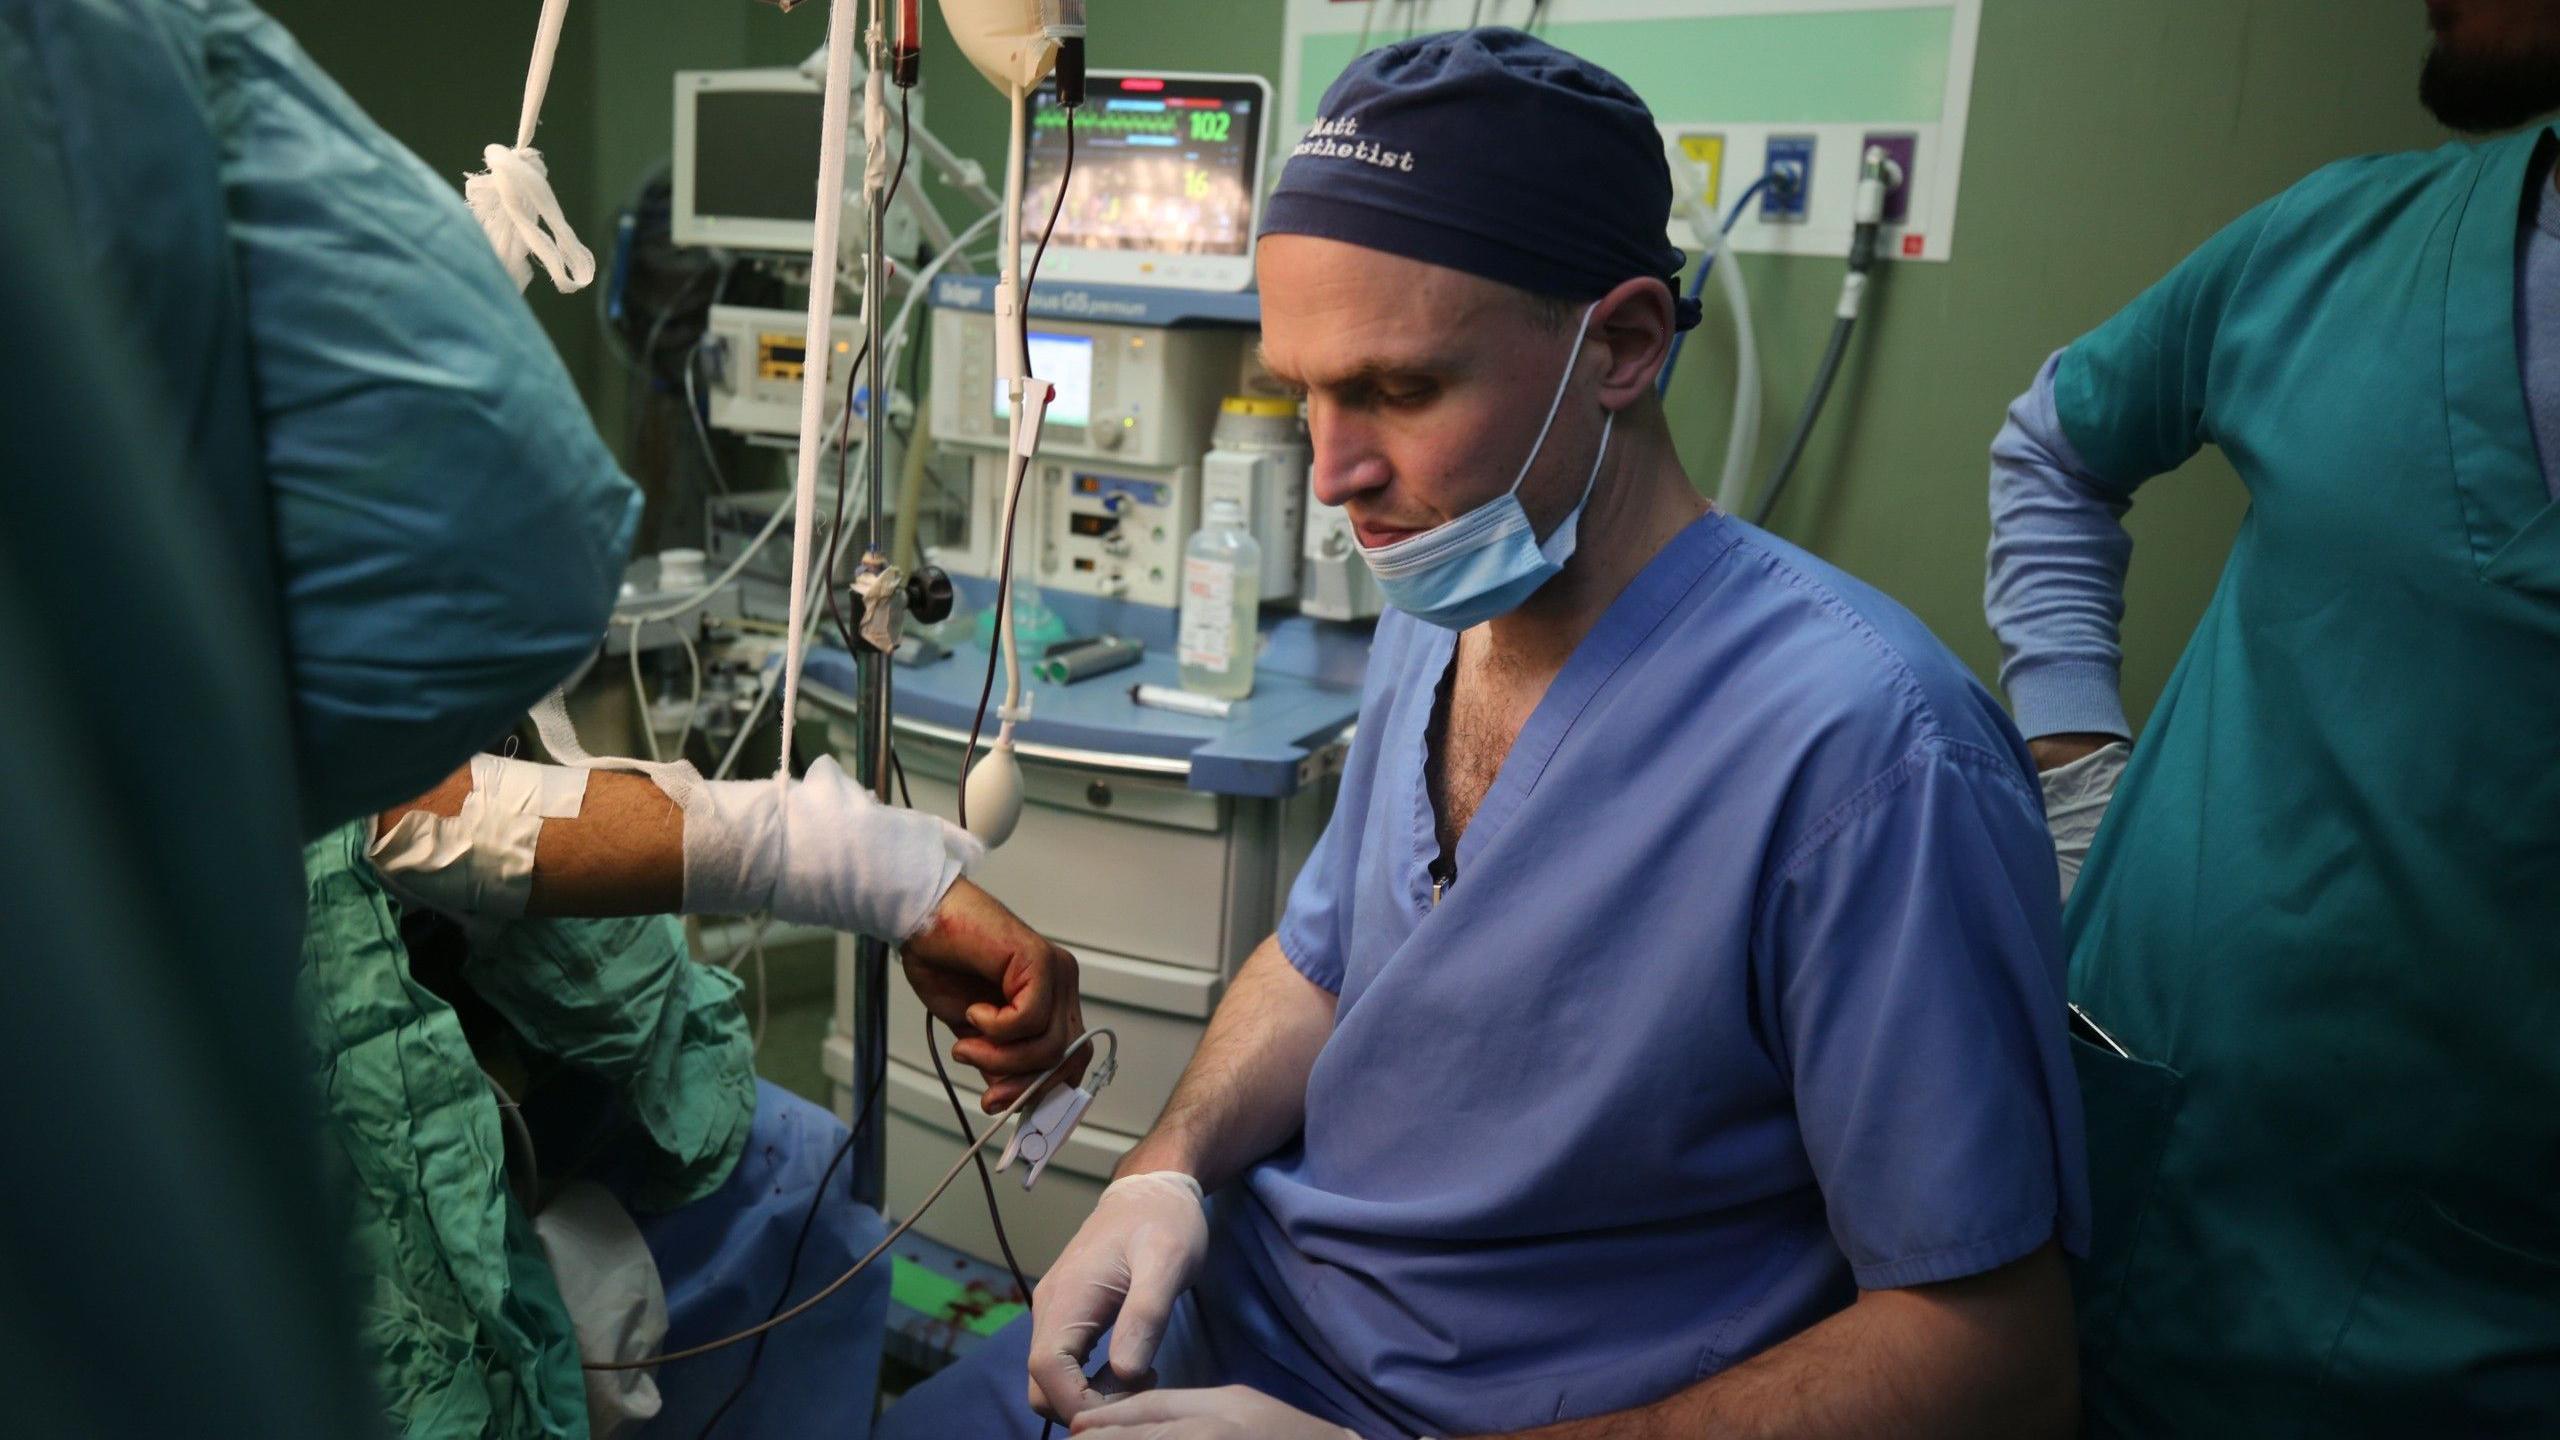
[706,915,774,973]
[680,344,735,496]
[642,255,732,392]
[597,163,672,379]
[582,1028,1116,1372]
[673,628,702,760]
[817,85,915,659]
[959,113,1072,829]
[819,331,878,652]
[1749,313,1856,528]
[687,1115,854,1439]
[924,1015,1042,1319]
[625,617,706,764]
[689,989,895,1438]
[931,1019,1060,1440]
[632,620,665,765]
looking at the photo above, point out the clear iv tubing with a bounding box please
[991,86,1035,749]
[580,1026,1119,1371]
[615,500,792,626]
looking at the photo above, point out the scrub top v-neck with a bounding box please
[1161,512,2088,1440]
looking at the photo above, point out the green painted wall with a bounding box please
[1704,1,2449,726]
[264,0,2450,725]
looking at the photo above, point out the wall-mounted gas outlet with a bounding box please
[1762,136,1815,223]
[1859,132,1918,225]
[1676,132,1728,213]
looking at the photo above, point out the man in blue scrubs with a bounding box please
[885,30,2086,1440]
[1987,2,2560,1433]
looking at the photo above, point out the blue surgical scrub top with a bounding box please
[1181,512,2089,1439]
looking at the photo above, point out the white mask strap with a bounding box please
[1507,301,1603,498]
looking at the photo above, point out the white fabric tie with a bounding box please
[465,0,594,294]
[777,0,868,775]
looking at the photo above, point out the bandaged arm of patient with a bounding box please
[375,756,1082,1110]
[370,752,976,943]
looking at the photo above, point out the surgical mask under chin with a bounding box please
[1356,302,1613,631]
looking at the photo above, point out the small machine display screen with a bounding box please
[1069,513,1117,537]
[693,89,825,223]
[1024,75,1265,259]
[993,332,1095,427]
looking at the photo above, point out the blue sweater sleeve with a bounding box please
[1988,192,2282,743]
[1984,352,2136,740]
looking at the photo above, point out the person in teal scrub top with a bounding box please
[1985,2,2560,1432]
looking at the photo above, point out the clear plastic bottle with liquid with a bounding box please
[1178,496,1261,700]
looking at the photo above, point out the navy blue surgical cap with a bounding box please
[1261,28,1701,331]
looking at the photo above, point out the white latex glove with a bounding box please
[2038,740,2131,903]
[683,755,983,941]
[1028,1172,1212,1422]
[1067,1386,1361,1439]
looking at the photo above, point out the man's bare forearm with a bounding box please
[1112,937,1336,1192]
[376,767,682,915]
[1478,1243,2077,1440]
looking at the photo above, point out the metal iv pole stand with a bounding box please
[850,0,894,1211]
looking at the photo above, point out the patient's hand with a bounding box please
[903,878,1088,1111]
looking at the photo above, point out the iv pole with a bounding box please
[843,0,1081,1205]
[850,0,896,1212]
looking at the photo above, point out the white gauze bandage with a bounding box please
[369,754,590,916]
[683,755,982,942]
[527,690,979,941]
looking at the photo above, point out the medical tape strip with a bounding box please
[529,686,708,813]
[367,755,591,917]
[854,565,906,653]
[475,752,591,821]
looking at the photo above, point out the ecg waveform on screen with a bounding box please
[1034,110,1179,135]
